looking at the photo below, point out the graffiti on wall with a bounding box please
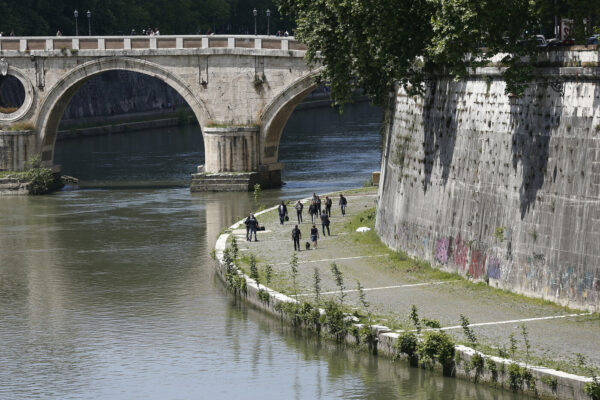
[487,256,502,280]
[452,235,469,271]
[393,224,599,310]
[435,237,450,264]
[469,249,487,279]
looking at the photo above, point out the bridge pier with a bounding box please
[190,126,282,192]
[0,130,38,171]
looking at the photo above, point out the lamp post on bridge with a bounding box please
[253,8,257,36]
[87,10,91,36]
[74,10,79,36]
[266,9,270,36]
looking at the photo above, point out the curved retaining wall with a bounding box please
[214,201,592,399]
[377,58,600,312]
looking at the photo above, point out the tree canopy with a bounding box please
[278,0,600,106]
[0,0,292,36]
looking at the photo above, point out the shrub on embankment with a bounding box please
[0,155,59,195]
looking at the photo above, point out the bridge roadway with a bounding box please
[0,35,319,191]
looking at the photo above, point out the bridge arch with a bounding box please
[36,57,213,166]
[259,68,324,167]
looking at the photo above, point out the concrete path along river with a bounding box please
[234,188,600,375]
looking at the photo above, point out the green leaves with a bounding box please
[279,0,596,105]
[330,262,346,304]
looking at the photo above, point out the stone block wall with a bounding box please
[0,130,37,171]
[376,68,600,311]
[60,71,186,120]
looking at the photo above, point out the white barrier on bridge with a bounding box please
[0,35,305,53]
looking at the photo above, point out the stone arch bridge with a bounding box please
[0,35,322,190]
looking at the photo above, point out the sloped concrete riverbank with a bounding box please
[213,187,598,399]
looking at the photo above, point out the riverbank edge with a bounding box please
[57,115,193,140]
[55,94,369,141]
[213,195,594,400]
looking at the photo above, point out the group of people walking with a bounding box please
[287,193,348,251]
[245,193,348,250]
[294,193,346,223]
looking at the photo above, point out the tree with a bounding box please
[277,0,593,106]
[279,0,433,107]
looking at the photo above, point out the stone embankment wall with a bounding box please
[61,71,186,120]
[57,116,188,140]
[0,177,30,195]
[376,50,600,312]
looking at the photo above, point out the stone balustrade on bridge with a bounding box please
[0,35,307,53]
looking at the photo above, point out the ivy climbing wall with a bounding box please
[376,56,600,311]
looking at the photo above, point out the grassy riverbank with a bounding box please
[227,187,599,379]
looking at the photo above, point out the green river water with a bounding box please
[0,103,527,399]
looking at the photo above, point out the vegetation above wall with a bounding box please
[278,0,600,106]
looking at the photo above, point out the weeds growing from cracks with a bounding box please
[461,315,484,382]
[313,267,321,306]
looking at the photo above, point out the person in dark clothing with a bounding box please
[278,201,288,225]
[244,213,252,241]
[295,200,303,223]
[308,202,317,223]
[246,214,259,241]
[292,225,302,251]
[339,194,348,216]
[320,210,330,236]
[316,195,322,214]
[325,196,332,217]
[310,224,319,249]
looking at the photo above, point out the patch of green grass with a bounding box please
[343,208,582,313]
[6,122,35,131]
[343,208,461,282]
[234,253,266,276]
[0,171,19,178]
[323,186,379,197]
[454,280,580,314]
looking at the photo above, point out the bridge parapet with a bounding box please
[0,35,307,54]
